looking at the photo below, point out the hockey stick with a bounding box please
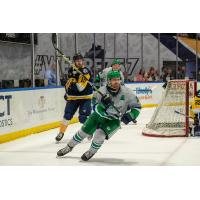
[174,110,193,119]
[51,33,65,80]
[51,33,122,116]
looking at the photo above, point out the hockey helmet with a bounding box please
[107,70,121,80]
[111,58,121,66]
[73,52,84,61]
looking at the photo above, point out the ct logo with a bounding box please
[0,95,12,117]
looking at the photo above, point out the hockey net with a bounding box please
[142,80,197,137]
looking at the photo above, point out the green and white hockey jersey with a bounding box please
[95,67,125,87]
[81,85,141,138]
[93,85,141,120]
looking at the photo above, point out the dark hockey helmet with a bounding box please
[73,52,84,61]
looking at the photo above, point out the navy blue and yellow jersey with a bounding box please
[190,96,200,118]
[65,66,93,100]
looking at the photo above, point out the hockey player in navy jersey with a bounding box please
[55,53,93,142]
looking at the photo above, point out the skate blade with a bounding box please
[56,155,64,159]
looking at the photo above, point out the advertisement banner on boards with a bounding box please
[125,82,165,106]
[0,88,66,135]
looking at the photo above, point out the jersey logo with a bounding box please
[120,95,125,100]
[82,68,88,74]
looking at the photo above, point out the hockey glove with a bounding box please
[64,94,68,101]
[101,94,112,106]
[121,113,134,125]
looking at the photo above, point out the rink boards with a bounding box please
[0,87,78,143]
[0,82,196,143]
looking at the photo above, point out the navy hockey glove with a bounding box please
[121,113,134,124]
[64,94,68,101]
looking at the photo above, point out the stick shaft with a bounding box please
[52,40,121,115]
[174,110,193,119]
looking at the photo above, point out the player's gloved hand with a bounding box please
[64,94,68,101]
[101,94,112,106]
[121,113,134,124]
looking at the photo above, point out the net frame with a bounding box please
[142,79,197,137]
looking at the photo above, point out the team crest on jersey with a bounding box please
[120,95,125,100]
[83,68,88,74]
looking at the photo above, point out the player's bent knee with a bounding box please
[93,129,106,144]
[79,129,90,138]
[64,112,74,121]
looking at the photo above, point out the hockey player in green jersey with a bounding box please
[57,70,141,161]
[94,58,124,88]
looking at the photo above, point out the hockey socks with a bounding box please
[57,130,89,157]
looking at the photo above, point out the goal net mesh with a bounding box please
[142,80,196,137]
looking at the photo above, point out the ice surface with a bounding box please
[0,108,200,166]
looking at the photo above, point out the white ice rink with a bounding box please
[1,107,200,166]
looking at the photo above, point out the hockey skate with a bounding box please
[57,145,73,157]
[81,150,95,161]
[55,132,64,142]
[132,119,137,125]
